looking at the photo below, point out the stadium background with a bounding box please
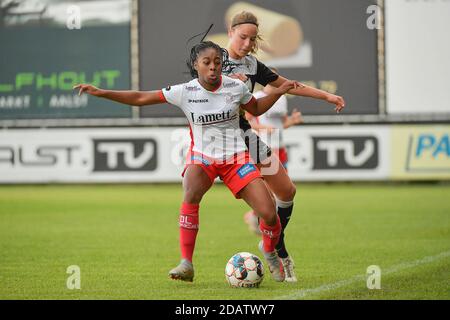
[0,0,449,301]
[1,0,448,183]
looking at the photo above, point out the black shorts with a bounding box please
[239,115,272,164]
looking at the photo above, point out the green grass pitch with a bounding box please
[0,183,449,300]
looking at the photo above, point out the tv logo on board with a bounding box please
[93,139,157,172]
[313,136,378,170]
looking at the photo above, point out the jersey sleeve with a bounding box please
[266,95,288,117]
[252,90,265,100]
[278,95,289,114]
[240,82,255,105]
[161,84,184,107]
[255,60,279,86]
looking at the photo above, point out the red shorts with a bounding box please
[182,151,262,199]
[273,147,288,169]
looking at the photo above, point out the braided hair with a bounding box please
[187,41,230,79]
[185,25,239,78]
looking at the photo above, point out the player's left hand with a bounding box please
[326,94,346,113]
[276,80,299,95]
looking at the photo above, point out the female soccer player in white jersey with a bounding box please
[74,41,297,282]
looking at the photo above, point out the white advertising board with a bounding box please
[0,128,187,183]
[282,126,390,181]
[385,0,450,114]
[0,126,391,183]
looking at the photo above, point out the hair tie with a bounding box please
[231,21,259,28]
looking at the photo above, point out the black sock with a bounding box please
[275,201,294,258]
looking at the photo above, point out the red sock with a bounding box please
[179,202,199,263]
[259,216,281,253]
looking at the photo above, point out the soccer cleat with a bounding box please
[281,256,298,283]
[258,240,285,282]
[244,211,261,235]
[168,259,194,282]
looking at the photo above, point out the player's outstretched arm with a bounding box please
[242,80,297,116]
[73,84,164,106]
[270,76,346,113]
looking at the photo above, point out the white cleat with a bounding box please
[281,256,298,283]
[168,259,194,282]
[258,240,285,282]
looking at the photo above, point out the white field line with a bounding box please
[274,250,450,300]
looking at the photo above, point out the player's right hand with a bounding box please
[73,84,102,97]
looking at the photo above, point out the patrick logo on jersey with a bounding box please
[190,109,237,126]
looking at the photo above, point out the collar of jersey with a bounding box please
[196,76,222,93]
[229,54,249,64]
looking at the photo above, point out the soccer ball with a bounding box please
[225,252,264,288]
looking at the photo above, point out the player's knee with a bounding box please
[256,204,277,225]
[279,182,296,202]
[183,186,205,204]
[289,183,297,199]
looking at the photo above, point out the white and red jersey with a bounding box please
[252,90,288,148]
[161,75,255,160]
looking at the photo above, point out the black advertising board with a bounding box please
[0,0,131,119]
[139,0,379,118]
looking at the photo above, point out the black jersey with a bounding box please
[223,55,278,163]
[225,55,279,93]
